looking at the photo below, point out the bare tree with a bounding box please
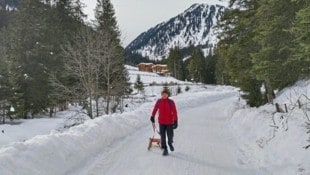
[62,27,99,118]
[96,32,126,114]
[59,27,128,117]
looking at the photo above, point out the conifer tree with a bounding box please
[0,31,12,119]
[4,0,86,118]
[290,1,310,78]
[134,75,144,93]
[95,0,129,114]
[206,52,217,84]
[251,0,298,103]
[214,46,230,85]
[7,0,52,118]
[167,47,186,80]
[188,48,207,83]
[216,0,308,106]
[215,0,265,106]
[95,0,121,42]
[47,0,86,114]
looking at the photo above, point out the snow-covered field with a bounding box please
[0,107,89,148]
[0,66,309,175]
[126,65,189,85]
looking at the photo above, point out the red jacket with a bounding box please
[151,98,178,125]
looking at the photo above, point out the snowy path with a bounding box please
[72,95,262,175]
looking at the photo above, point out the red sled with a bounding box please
[147,123,161,150]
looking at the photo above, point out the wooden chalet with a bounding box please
[137,63,154,72]
[137,63,169,76]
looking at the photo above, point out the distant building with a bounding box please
[152,64,169,75]
[137,63,169,75]
[138,63,154,72]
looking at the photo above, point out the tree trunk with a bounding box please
[264,81,275,104]
[2,107,5,124]
[120,95,124,113]
[89,90,93,119]
[106,57,111,115]
[49,107,53,118]
[95,69,99,118]
[106,93,110,115]
[174,59,177,79]
[23,100,27,119]
[95,97,99,117]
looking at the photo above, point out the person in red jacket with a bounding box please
[150,88,178,156]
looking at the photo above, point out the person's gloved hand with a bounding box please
[173,120,178,129]
[150,116,155,123]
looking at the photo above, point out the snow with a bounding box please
[135,4,226,60]
[0,65,309,175]
[0,106,89,149]
[229,80,310,174]
[127,67,185,85]
[75,92,258,175]
[0,85,238,175]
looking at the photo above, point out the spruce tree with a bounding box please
[167,47,186,80]
[214,46,230,85]
[251,0,299,103]
[290,1,310,78]
[47,0,86,114]
[4,0,86,118]
[95,0,121,42]
[7,0,51,118]
[215,0,308,106]
[134,75,144,93]
[95,0,129,114]
[188,48,207,83]
[0,31,12,120]
[206,52,217,84]
[215,0,265,106]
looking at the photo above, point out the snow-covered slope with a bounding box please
[126,65,187,85]
[125,3,226,60]
[229,80,310,174]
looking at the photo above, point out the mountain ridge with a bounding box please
[125,3,226,60]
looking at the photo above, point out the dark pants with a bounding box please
[159,124,174,149]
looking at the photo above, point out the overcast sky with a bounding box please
[83,0,228,46]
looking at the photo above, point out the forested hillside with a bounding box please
[215,0,309,106]
[0,0,128,121]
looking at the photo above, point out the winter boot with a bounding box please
[163,148,168,156]
[168,143,174,151]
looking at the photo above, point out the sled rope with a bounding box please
[152,123,160,136]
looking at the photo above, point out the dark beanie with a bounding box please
[161,88,170,96]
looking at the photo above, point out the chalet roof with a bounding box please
[152,64,167,67]
[138,63,154,66]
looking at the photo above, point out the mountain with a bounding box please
[125,3,226,60]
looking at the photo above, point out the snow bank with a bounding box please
[0,86,238,175]
[229,80,310,175]
[0,107,89,148]
[274,80,310,114]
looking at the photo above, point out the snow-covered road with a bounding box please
[71,94,263,175]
